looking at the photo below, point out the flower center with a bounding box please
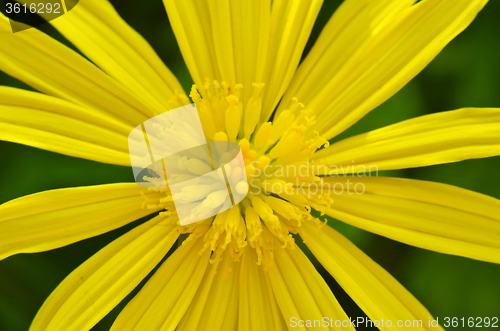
[144,80,332,269]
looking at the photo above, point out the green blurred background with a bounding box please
[1,0,499,330]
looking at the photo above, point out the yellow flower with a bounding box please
[1,0,499,330]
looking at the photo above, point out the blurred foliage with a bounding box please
[1,0,499,330]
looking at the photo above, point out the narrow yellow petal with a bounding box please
[219,258,240,331]
[237,247,287,331]
[179,249,239,331]
[260,0,323,121]
[228,2,270,106]
[266,255,304,329]
[164,0,220,95]
[43,0,185,109]
[272,243,354,330]
[165,0,321,118]
[164,0,271,106]
[0,87,132,166]
[206,0,236,82]
[176,251,221,331]
[302,222,445,331]
[30,216,179,331]
[277,0,416,118]
[197,251,239,331]
[290,0,487,139]
[0,183,163,260]
[0,14,154,126]
[314,108,500,173]
[110,235,210,331]
[0,87,130,134]
[318,176,500,264]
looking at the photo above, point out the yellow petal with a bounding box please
[271,242,354,330]
[177,248,241,331]
[0,183,163,260]
[164,0,271,105]
[266,254,303,328]
[260,0,323,121]
[236,247,287,331]
[0,14,154,126]
[302,221,445,331]
[317,176,500,264]
[176,252,222,331]
[225,1,270,107]
[277,0,416,118]
[221,261,240,331]
[164,0,322,116]
[286,0,488,139]
[30,215,179,331]
[43,0,185,109]
[178,246,287,331]
[164,0,220,95]
[0,87,132,166]
[110,235,210,331]
[314,108,500,173]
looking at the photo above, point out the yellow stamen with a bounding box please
[253,122,273,151]
[148,81,334,268]
[225,95,241,141]
[244,83,265,139]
